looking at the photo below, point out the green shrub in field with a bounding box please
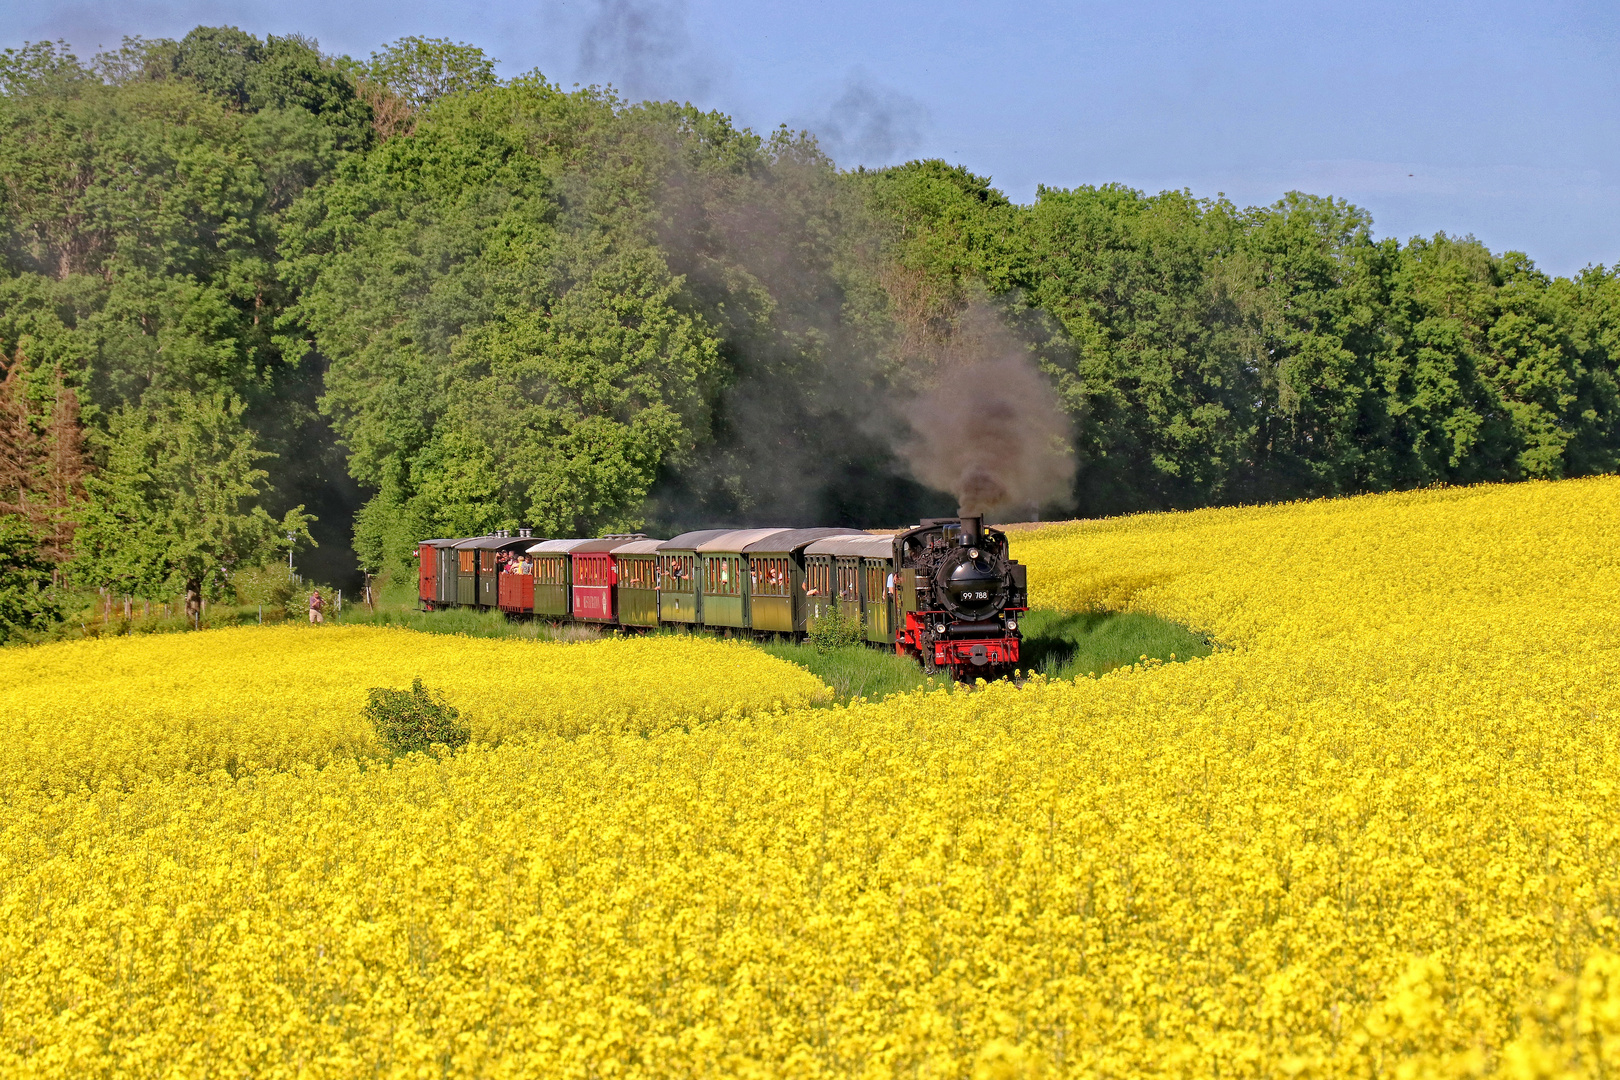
[807,606,864,654]
[365,678,470,756]
[234,565,296,609]
[233,565,336,621]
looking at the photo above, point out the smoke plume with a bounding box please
[807,69,928,166]
[572,0,710,101]
[900,304,1075,520]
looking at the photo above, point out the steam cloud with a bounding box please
[901,305,1075,520]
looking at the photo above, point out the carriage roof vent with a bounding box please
[518,527,532,538]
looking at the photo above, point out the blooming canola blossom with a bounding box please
[2,477,1620,1077]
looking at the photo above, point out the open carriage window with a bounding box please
[661,555,693,589]
[752,557,789,597]
[622,559,653,590]
[835,559,858,601]
[865,562,891,602]
[804,558,831,597]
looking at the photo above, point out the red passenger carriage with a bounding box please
[568,535,645,622]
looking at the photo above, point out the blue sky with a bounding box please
[7,0,1618,275]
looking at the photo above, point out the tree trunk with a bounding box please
[185,580,201,625]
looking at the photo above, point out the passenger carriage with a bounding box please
[739,528,853,634]
[695,529,791,631]
[802,534,878,633]
[612,538,664,627]
[802,534,899,643]
[656,529,736,626]
[455,535,534,608]
[570,535,646,623]
[528,538,592,618]
[416,539,465,609]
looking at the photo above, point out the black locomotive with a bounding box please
[416,513,1029,681]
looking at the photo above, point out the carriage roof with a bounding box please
[610,538,665,556]
[569,534,649,555]
[740,527,853,554]
[454,535,533,551]
[659,528,742,551]
[803,534,896,559]
[694,528,792,553]
[526,538,593,554]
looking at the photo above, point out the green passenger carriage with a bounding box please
[655,529,735,626]
[739,528,854,634]
[528,538,592,618]
[802,535,897,642]
[612,538,664,627]
[695,529,791,631]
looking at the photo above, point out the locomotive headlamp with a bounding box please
[934,621,947,635]
[1005,617,1018,632]
[968,548,981,560]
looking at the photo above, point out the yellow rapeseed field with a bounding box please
[0,627,831,792]
[3,477,1619,1078]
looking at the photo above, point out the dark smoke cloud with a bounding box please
[569,0,710,101]
[901,304,1075,520]
[807,69,927,166]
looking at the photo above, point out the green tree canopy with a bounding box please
[0,514,62,641]
[73,390,313,607]
[362,37,499,109]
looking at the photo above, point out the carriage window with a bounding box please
[661,555,694,589]
[865,562,892,602]
[837,560,860,601]
[459,551,475,573]
[706,555,739,595]
[805,559,830,597]
[751,557,789,597]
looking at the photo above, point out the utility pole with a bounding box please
[287,531,295,572]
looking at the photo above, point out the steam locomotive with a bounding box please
[416,514,1029,681]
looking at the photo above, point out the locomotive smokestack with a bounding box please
[959,514,983,547]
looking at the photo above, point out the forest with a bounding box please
[2,26,1617,640]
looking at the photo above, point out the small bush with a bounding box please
[233,564,297,608]
[807,605,864,654]
[365,678,470,756]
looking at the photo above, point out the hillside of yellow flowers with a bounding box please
[0,627,830,793]
[4,477,1620,1078]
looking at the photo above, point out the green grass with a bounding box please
[762,640,952,704]
[1016,608,1214,679]
[759,608,1216,705]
